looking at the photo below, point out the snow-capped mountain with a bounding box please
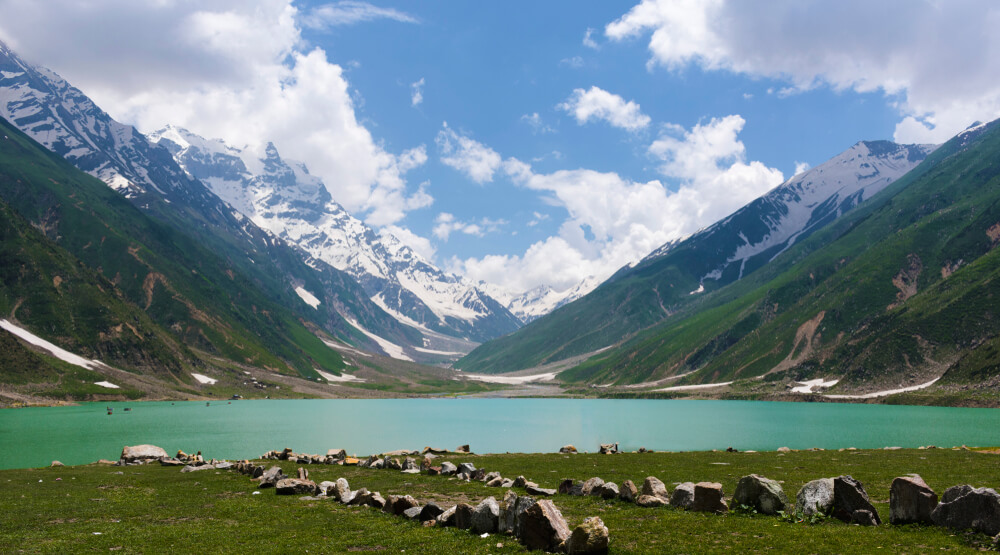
[147,126,522,344]
[479,276,603,324]
[641,140,938,286]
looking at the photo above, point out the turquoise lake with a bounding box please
[2,398,999,469]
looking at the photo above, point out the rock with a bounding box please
[598,443,618,455]
[97,459,117,465]
[512,495,536,538]
[559,479,584,496]
[455,444,471,454]
[422,446,447,455]
[519,500,571,552]
[637,495,668,508]
[670,482,696,509]
[297,467,309,480]
[471,468,487,481]
[401,468,420,475]
[50,461,64,467]
[459,462,477,475]
[121,444,168,462]
[427,466,442,476]
[257,466,285,488]
[581,477,605,496]
[420,502,445,522]
[500,479,515,488]
[559,445,578,454]
[487,476,504,487]
[330,478,351,503]
[318,481,337,496]
[454,503,475,530]
[275,478,320,496]
[401,457,417,471]
[384,458,402,471]
[777,447,791,453]
[563,516,609,554]
[382,449,418,457]
[733,474,789,515]
[367,492,386,510]
[619,480,638,503]
[369,458,385,470]
[512,476,528,488]
[440,462,458,475]
[277,447,293,460]
[403,506,423,520]
[832,476,881,525]
[471,497,500,534]
[437,505,457,527]
[796,478,835,517]
[890,474,938,525]
[641,476,669,500]
[214,461,233,470]
[499,490,519,534]
[931,485,1000,536]
[852,509,878,526]
[692,482,728,514]
[180,464,213,473]
[599,482,620,500]
[326,448,346,460]
[525,485,557,496]
[343,457,360,466]
[159,458,184,466]
[384,494,418,516]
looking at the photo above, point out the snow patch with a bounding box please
[824,378,939,399]
[688,283,705,295]
[790,378,839,394]
[315,368,365,383]
[413,346,464,356]
[345,318,413,361]
[294,286,321,309]
[655,381,733,392]
[191,373,218,385]
[94,381,120,389]
[464,371,558,384]
[0,319,103,370]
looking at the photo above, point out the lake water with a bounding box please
[2,398,999,469]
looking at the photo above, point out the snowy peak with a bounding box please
[479,276,602,323]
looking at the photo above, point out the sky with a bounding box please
[1,0,999,296]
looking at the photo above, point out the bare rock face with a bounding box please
[832,475,881,525]
[641,476,669,500]
[619,480,639,503]
[890,474,938,525]
[670,482,696,509]
[519,500,571,552]
[563,516,610,554]
[931,485,1000,536]
[121,445,168,463]
[692,482,728,514]
[796,478,834,517]
[470,497,500,534]
[581,477,605,496]
[732,474,789,515]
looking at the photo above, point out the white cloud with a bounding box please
[435,122,502,184]
[794,161,810,175]
[560,56,584,68]
[300,1,418,29]
[432,213,505,241]
[382,225,435,260]
[521,112,555,134]
[453,116,782,293]
[410,77,424,107]
[604,0,1000,143]
[583,27,599,49]
[0,0,430,227]
[558,86,651,131]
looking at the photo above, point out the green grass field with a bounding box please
[2,448,999,552]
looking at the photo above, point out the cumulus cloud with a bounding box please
[452,116,783,293]
[604,0,1000,143]
[435,123,502,183]
[410,77,424,107]
[521,112,556,134]
[558,86,651,131]
[0,0,430,227]
[583,27,599,49]
[432,213,505,241]
[300,1,418,29]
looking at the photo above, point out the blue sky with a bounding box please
[1,0,997,294]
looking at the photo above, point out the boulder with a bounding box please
[890,474,938,525]
[670,482,696,509]
[500,479,515,488]
[214,461,233,470]
[641,476,669,500]
[455,444,471,454]
[384,494,418,516]
[121,444,168,462]
[471,468,487,482]
[831,476,881,525]
[382,449,418,457]
[512,476,528,488]
[326,448,346,460]
[692,482,728,514]
[619,480,639,503]
[559,479,584,496]
[455,503,475,530]
[257,466,286,488]
[440,462,458,475]
[422,446,447,455]
[369,458,385,470]
[343,457,360,466]
[931,485,1000,536]
[563,516,609,554]
[420,502,445,522]
[401,469,420,475]
[599,482,620,500]
[519,500,571,552]
[777,446,791,453]
[512,495,536,538]
[637,495,668,508]
[560,445,578,454]
[459,462,477,475]
[437,505,457,527]
[403,507,423,520]
[852,510,879,526]
[401,457,418,471]
[159,458,184,466]
[525,485,557,496]
[275,478,320,496]
[330,478,351,503]
[598,443,618,455]
[796,478,834,517]
[499,490,519,534]
[427,466,442,476]
[297,467,309,480]
[471,497,500,534]
[733,474,788,515]
[384,458,402,471]
[581,477,606,496]
[487,476,505,487]
[367,492,386,510]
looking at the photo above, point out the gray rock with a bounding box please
[525,485,557,496]
[598,443,618,455]
[582,477,605,496]
[512,476,528,488]
[670,482,695,509]
[401,468,420,474]
[471,497,500,534]
[471,468,487,481]
[599,482,620,500]
[369,458,385,470]
[620,480,639,503]
[257,466,285,488]
[384,494,418,516]
[420,502,444,522]
[796,478,834,517]
[519,500,571,552]
[455,444,471,454]
[733,474,788,515]
[890,474,938,525]
[401,457,418,471]
[331,478,351,503]
[641,476,669,500]
[500,479,515,488]
[367,492,386,510]
[564,516,609,554]
[832,475,881,525]
[50,460,64,467]
[403,506,423,520]
[348,488,370,506]
[559,479,584,496]
[180,464,216,473]
[214,461,233,470]
[559,445,578,454]
[440,462,458,475]
[637,495,668,508]
[318,481,337,495]
[459,462,477,475]
[275,478,320,496]
[327,448,346,460]
[455,503,475,530]
[852,509,878,526]
[121,444,168,462]
[159,458,184,466]
[512,495,536,538]
[499,490,518,534]
[692,482,728,514]
[384,458,402,471]
[437,505,457,527]
[931,485,1000,536]
[487,476,504,487]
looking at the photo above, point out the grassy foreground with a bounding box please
[2,448,999,553]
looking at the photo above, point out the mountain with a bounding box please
[146,126,522,346]
[559,120,1000,399]
[478,277,603,324]
[0,39,425,358]
[457,139,936,374]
